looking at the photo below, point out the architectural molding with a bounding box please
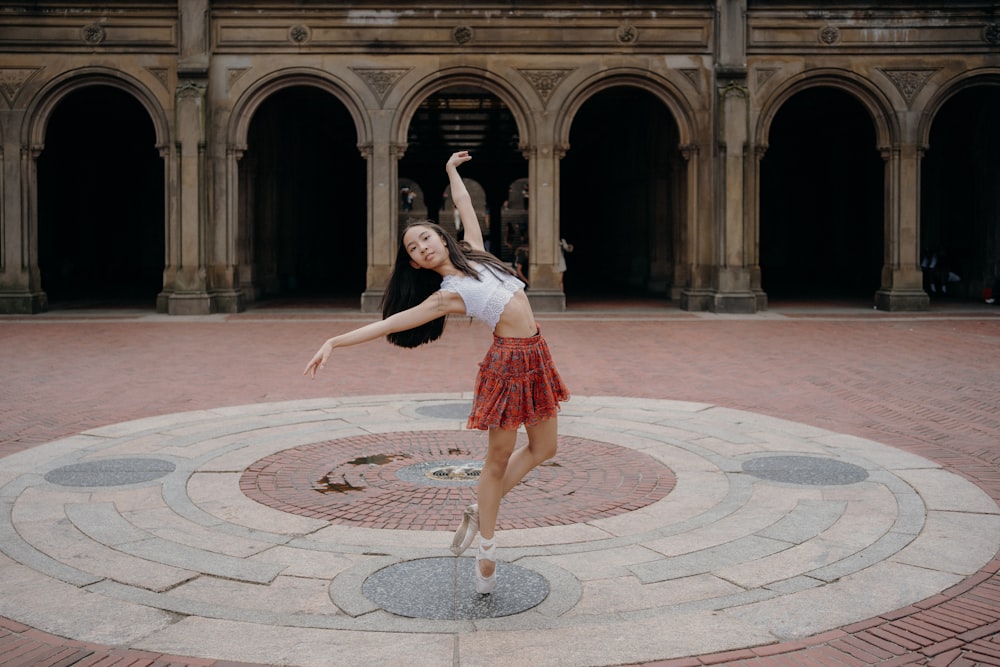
[350,68,411,105]
[0,68,41,107]
[517,69,572,105]
[878,68,938,105]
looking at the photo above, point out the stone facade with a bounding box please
[0,1,998,314]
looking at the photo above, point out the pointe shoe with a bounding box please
[449,503,478,556]
[475,538,497,594]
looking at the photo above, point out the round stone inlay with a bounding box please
[742,455,869,485]
[44,458,176,487]
[362,557,549,619]
[241,430,676,530]
[414,402,472,420]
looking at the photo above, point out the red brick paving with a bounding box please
[240,431,675,529]
[1,301,999,666]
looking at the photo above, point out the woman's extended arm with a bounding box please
[303,291,463,378]
[446,151,484,252]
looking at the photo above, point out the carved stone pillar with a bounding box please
[874,143,930,311]
[0,143,47,313]
[360,138,396,313]
[711,77,757,313]
[162,79,212,315]
[524,143,565,312]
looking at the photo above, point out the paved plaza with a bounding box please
[1,301,999,666]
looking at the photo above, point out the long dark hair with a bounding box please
[381,220,519,348]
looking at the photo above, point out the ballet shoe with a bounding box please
[449,503,478,556]
[475,538,497,595]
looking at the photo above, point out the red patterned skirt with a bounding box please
[467,326,570,431]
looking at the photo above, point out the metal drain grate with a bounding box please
[426,464,482,481]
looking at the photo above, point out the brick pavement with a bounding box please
[1,301,999,666]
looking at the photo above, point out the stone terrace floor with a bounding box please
[1,297,998,666]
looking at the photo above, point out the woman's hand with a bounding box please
[446,150,472,170]
[303,339,334,379]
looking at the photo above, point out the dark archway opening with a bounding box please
[243,86,365,303]
[760,87,883,300]
[922,86,1000,301]
[399,85,524,260]
[561,87,680,301]
[37,85,164,307]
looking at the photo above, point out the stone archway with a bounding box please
[36,84,165,305]
[396,83,528,264]
[560,85,683,301]
[240,85,365,302]
[920,77,1000,301]
[758,86,884,300]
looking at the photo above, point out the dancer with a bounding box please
[304,151,569,594]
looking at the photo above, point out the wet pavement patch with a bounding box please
[742,455,869,485]
[362,557,549,619]
[44,458,176,487]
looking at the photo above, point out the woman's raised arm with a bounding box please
[445,151,484,252]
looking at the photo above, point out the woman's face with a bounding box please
[402,225,449,270]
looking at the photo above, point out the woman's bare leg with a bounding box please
[476,427,518,545]
[500,417,558,497]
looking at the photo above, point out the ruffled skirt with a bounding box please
[467,326,570,431]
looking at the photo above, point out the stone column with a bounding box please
[709,0,757,313]
[0,138,46,314]
[874,142,929,311]
[162,0,213,315]
[525,143,564,311]
[359,123,396,313]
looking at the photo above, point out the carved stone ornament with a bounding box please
[754,68,779,89]
[985,24,1000,44]
[819,25,840,45]
[82,23,106,45]
[0,68,41,107]
[518,69,572,105]
[617,24,638,44]
[147,67,169,91]
[679,68,701,92]
[289,24,311,44]
[227,68,250,91]
[453,26,473,45]
[879,68,937,105]
[351,68,410,104]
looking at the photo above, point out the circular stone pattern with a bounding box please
[240,430,676,530]
[742,455,869,485]
[44,458,176,487]
[363,557,549,619]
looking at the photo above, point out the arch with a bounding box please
[391,67,534,151]
[23,66,169,150]
[555,68,698,151]
[918,67,1000,147]
[756,69,897,151]
[228,68,371,150]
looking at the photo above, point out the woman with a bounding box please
[304,151,569,594]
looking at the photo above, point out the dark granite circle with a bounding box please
[44,458,176,487]
[742,455,869,486]
[362,557,549,619]
[414,402,472,420]
[240,430,676,531]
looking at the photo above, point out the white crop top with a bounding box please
[439,263,525,330]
